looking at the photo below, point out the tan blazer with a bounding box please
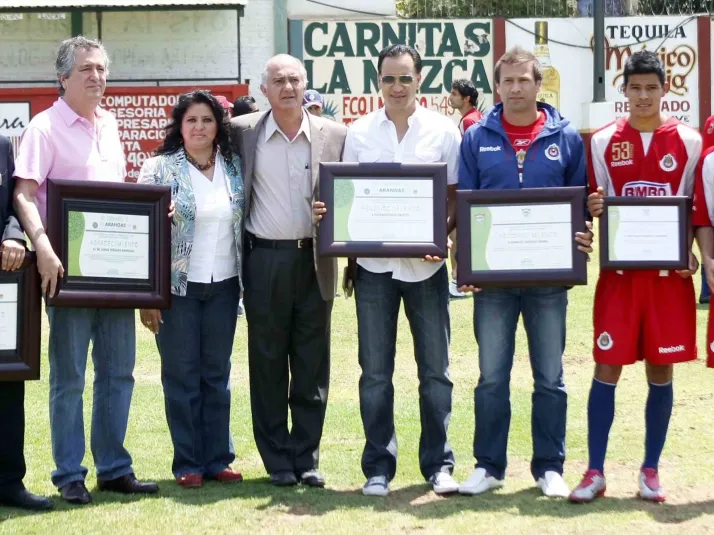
[230,111,348,301]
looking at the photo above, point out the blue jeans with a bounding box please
[355,265,454,481]
[472,286,568,480]
[156,277,240,477]
[46,306,136,489]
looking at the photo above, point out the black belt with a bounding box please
[249,234,313,249]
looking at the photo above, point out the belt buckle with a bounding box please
[297,239,305,249]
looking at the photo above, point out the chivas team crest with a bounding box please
[545,143,560,161]
[597,331,614,350]
[659,153,677,172]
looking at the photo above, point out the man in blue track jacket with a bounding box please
[454,46,593,499]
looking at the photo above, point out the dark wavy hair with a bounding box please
[155,90,233,162]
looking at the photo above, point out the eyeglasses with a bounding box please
[380,75,414,85]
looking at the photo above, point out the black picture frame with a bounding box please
[456,187,587,287]
[0,252,41,382]
[600,196,689,270]
[317,162,448,258]
[46,179,171,308]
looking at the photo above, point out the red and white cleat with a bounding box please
[639,468,666,503]
[569,469,606,503]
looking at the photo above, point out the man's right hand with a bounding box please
[587,186,605,218]
[37,244,64,298]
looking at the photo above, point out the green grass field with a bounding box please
[3,245,714,534]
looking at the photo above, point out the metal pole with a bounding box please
[593,0,606,102]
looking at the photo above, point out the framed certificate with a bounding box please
[0,253,41,382]
[456,187,587,287]
[600,196,689,270]
[47,179,172,308]
[317,162,447,257]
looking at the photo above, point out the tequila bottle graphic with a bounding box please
[534,21,560,109]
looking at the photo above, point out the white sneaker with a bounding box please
[362,475,389,497]
[458,467,504,495]
[569,469,606,503]
[639,468,666,503]
[430,472,459,495]
[537,471,570,498]
[449,280,467,298]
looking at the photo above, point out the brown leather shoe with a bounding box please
[209,468,243,483]
[59,481,92,505]
[98,474,159,494]
[176,473,203,488]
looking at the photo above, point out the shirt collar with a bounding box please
[264,109,311,143]
[376,102,424,128]
[54,97,108,127]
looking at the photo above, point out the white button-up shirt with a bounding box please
[245,110,313,239]
[187,159,239,283]
[343,105,461,283]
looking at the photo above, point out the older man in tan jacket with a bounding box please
[231,54,347,488]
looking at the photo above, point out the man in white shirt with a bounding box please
[314,44,460,497]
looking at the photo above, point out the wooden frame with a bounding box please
[46,179,171,308]
[317,162,448,258]
[600,196,689,270]
[0,252,41,381]
[456,187,587,287]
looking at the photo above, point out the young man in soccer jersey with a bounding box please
[570,50,701,504]
[694,143,714,365]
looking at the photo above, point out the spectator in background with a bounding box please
[447,79,483,299]
[303,89,323,117]
[232,95,258,117]
[449,78,483,136]
[215,95,234,118]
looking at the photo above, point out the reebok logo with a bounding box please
[480,146,502,152]
[610,159,633,167]
[514,139,530,147]
[658,345,685,354]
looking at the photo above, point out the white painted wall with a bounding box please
[240,0,275,110]
[288,0,396,18]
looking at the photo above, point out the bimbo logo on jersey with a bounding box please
[622,181,672,196]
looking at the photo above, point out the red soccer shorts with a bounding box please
[593,270,696,366]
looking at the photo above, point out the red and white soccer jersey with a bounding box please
[589,117,702,366]
[693,146,714,367]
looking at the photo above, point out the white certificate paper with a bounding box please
[333,178,433,242]
[470,203,573,271]
[607,205,680,262]
[67,211,150,279]
[0,283,18,351]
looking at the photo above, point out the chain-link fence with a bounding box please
[396,0,714,17]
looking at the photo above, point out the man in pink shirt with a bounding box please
[13,36,158,505]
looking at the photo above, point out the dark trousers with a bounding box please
[156,277,240,478]
[0,382,26,493]
[244,240,332,475]
[355,265,454,481]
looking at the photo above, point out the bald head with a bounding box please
[260,54,308,113]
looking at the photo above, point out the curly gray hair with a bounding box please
[55,35,110,95]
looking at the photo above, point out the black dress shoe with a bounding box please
[0,488,53,511]
[60,481,92,505]
[270,471,298,487]
[97,474,159,494]
[299,470,325,488]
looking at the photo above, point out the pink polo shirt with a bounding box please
[13,98,126,226]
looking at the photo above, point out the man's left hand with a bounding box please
[168,200,176,219]
[1,239,25,271]
[575,221,594,261]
